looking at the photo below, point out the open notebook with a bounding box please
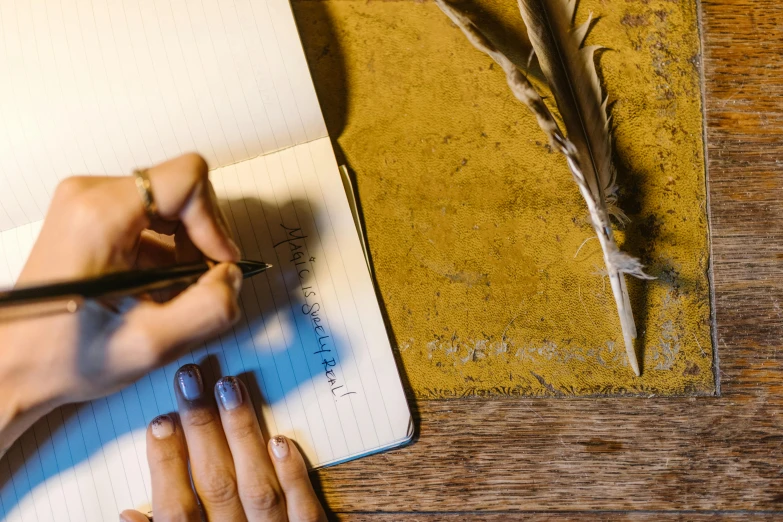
[0,0,413,520]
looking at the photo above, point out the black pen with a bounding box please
[0,259,270,319]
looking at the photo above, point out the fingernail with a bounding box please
[176,364,203,401]
[150,415,174,439]
[215,376,243,410]
[227,263,242,294]
[270,435,289,460]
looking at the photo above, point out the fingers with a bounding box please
[120,263,243,368]
[75,153,240,263]
[268,436,327,522]
[145,414,200,522]
[141,366,326,522]
[144,153,241,262]
[215,376,286,521]
[174,365,247,522]
[48,154,239,265]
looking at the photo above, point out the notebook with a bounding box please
[0,0,413,520]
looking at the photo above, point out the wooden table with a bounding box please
[301,0,783,518]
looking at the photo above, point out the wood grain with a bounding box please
[296,0,783,517]
[335,515,783,521]
[314,399,783,513]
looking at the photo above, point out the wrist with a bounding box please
[0,325,63,455]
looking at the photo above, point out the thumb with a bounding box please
[123,263,243,367]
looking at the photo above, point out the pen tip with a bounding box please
[237,259,271,279]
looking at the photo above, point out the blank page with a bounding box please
[0,138,413,520]
[0,0,327,232]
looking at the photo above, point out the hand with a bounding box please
[0,154,243,453]
[120,364,327,522]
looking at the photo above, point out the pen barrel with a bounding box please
[0,263,209,306]
[0,296,84,323]
[0,260,268,313]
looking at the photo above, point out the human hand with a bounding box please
[0,154,243,452]
[120,364,327,522]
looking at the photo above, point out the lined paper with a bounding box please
[0,0,412,520]
[0,0,327,232]
[0,139,413,520]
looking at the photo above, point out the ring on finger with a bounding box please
[133,168,159,219]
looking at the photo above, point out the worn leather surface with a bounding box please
[292,0,714,397]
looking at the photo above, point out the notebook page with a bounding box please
[0,0,326,233]
[0,138,413,520]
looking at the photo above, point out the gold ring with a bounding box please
[133,168,158,219]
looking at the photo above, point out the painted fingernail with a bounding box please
[150,415,174,439]
[270,435,289,460]
[215,376,243,410]
[176,364,203,401]
[227,263,242,294]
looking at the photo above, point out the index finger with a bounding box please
[139,153,240,262]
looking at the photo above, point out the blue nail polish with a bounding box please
[176,364,203,401]
[216,376,243,410]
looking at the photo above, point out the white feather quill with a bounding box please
[436,0,652,375]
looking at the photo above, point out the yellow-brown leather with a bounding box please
[293,0,714,397]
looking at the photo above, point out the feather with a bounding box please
[436,0,652,375]
[517,0,653,376]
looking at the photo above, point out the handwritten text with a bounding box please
[274,224,356,400]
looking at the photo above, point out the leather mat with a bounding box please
[292,0,715,397]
